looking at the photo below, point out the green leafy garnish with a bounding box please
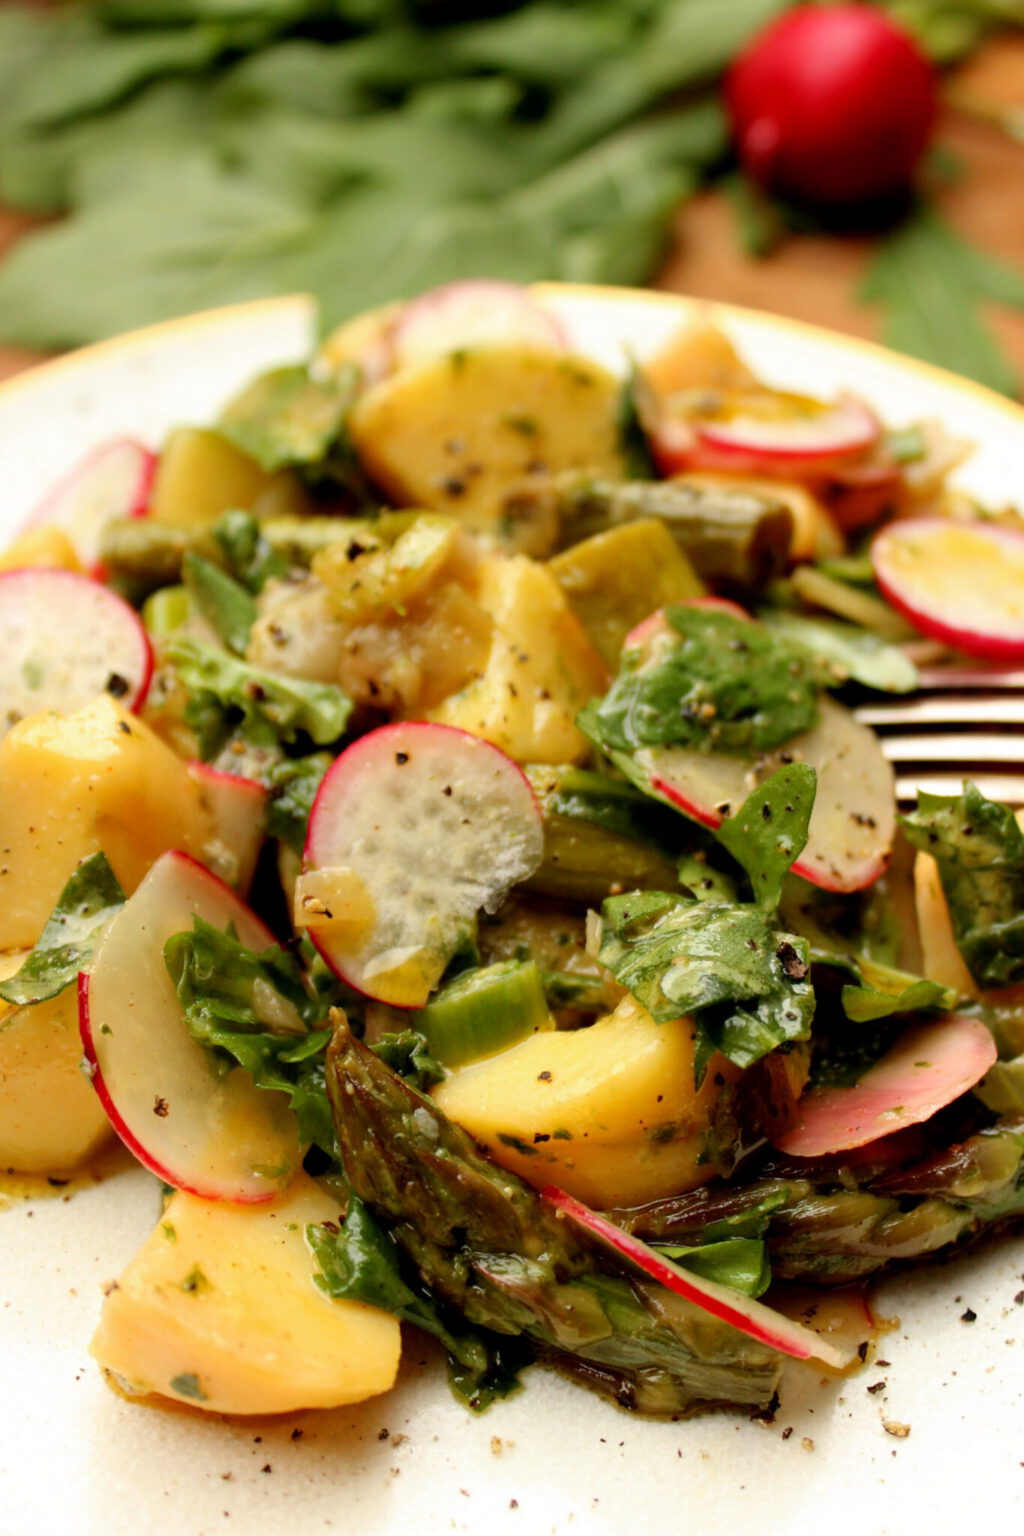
[264,750,332,856]
[714,763,815,911]
[218,361,359,473]
[655,1236,770,1298]
[166,636,351,759]
[309,1196,531,1411]
[901,782,1024,988]
[182,551,258,656]
[164,916,340,1154]
[0,852,125,1007]
[598,890,814,1080]
[582,605,831,759]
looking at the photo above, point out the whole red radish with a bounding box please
[725,3,937,208]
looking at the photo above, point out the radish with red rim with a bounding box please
[652,392,879,480]
[389,280,566,372]
[871,516,1024,662]
[0,567,153,735]
[23,437,154,576]
[774,1014,997,1158]
[188,761,268,896]
[80,849,303,1203]
[635,695,894,894]
[542,1185,852,1368]
[300,721,544,1008]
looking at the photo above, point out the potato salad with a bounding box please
[2,279,1023,1424]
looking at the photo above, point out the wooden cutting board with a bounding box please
[0,35,1021,391]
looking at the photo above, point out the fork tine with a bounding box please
[894,771,1024,805]
[856,695,1024,728]
[876,732,1024,765]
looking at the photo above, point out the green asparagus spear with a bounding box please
[612,1119,1024,1285]
[541,474,795,589]
[325,1011,784,1416]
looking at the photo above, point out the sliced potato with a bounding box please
[0,955,112,1173]
[432,994,740,1208]
[426,552,609,763]
[91,1170,402,1415]
[348,345,625,550]
[150,427,311,529]
[0,695,215,952]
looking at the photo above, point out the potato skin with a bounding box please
[433,995,741,1208]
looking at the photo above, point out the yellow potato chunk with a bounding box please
[0,695,215,952]
[0,525,83,574]
[0,955,112,1173]
[91,1171,402,1415]
[348,345,625,548]
[426,553,609,763]
[149,427,310,529]
[433,994,741,1208]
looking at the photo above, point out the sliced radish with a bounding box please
[773,1013,997,1158]
[79,849,303,1203]
[389,280,566,372]
[639,695,895,893]
[0,567,153,735]
[623,596,751,653]
[653,391,879,479]
[187,762,268,897]
[302,721,544,1008]
[871,517,1024,662]
[543,1185,853,1368]
[24,437,154,576]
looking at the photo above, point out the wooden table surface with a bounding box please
[0,34,1021,390]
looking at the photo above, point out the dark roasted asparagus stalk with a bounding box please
[611,1119,1024,1284]
[325,1011,783,1417]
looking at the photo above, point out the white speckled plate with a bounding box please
[1,287,1022,1536]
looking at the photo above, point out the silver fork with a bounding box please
[854,666,1024,805]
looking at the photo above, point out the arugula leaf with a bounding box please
[212,510,291,594]
[861,203,1024,397]
[0,852,126,1008]
[369,1030,445,1093]
[265,751,332,855]
[598,891,814,1079]
[654,1236,770,1298]
[218,361,359,473]
[757,609,919,694]
[182,551,257,655]
[714,763,815,911]
[166,635,351,759]
[163,915,341,1152]
[582,605,831,759]
[901,782,1024,987]
[310,1196,531,1410]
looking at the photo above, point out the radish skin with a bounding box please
[390,280,565,372]
[80,849,303,1203]
[24,437,154,576]
[774,1014,997,1158]
[303,721,544,1007]
[543,1185,852,1367]
[872,517,1024,662]
[0,567,153,734]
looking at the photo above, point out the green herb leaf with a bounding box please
[182,551,257,656]
[861,202,1024,397]
[0,852,126,1007]
[167,635,351,759]
[655,1236,771,1298]
[714,763,816,912]
[218,362,358,473]
[901,781,1024,987]
[757,609,919,694]
[309,1196,531,1410]
[582,605,830,759]
[598,891,814,1077]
